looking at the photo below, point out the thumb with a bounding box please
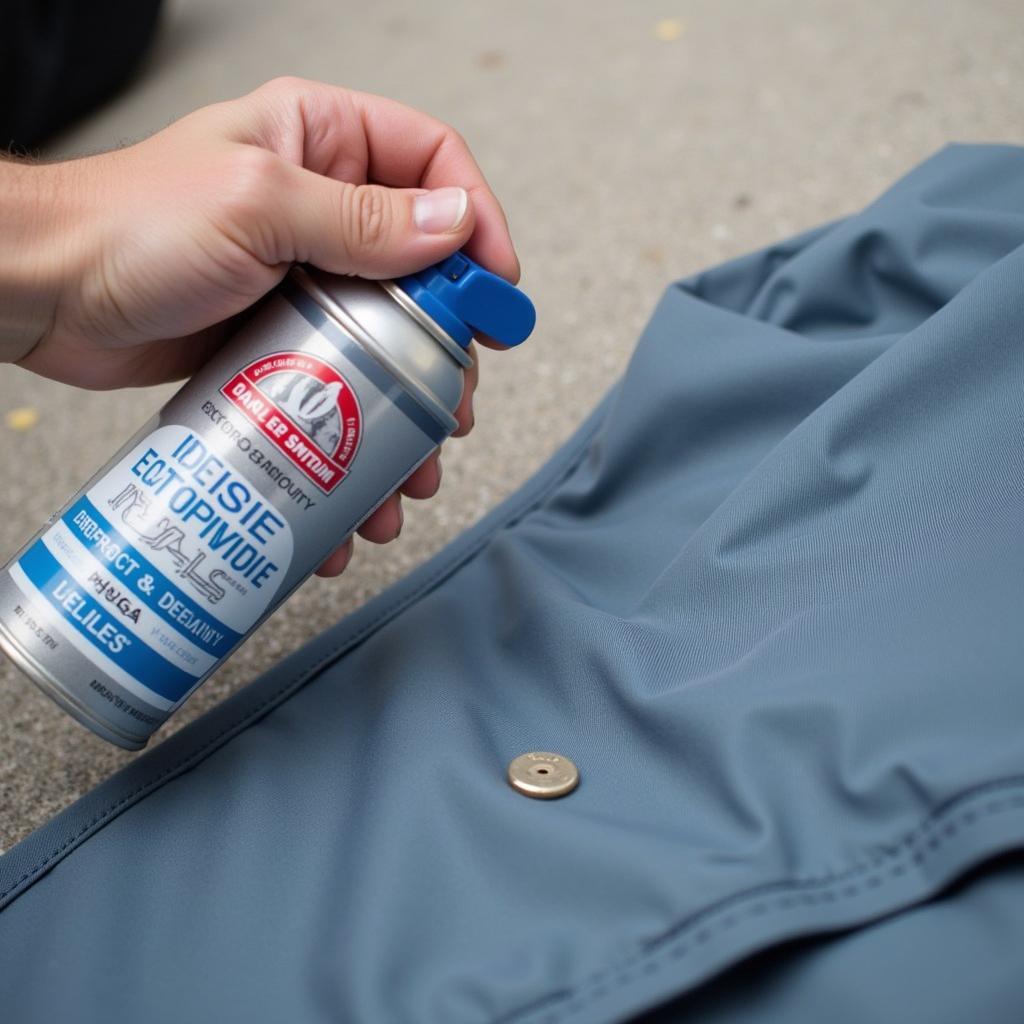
[282,167,475,279]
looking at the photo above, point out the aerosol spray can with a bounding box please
[0,254,535,750]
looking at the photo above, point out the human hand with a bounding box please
[1,77,519,576]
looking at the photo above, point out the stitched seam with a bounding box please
[495,777,1024,1024]
[0,419,602,907]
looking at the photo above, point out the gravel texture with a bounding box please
[1,0,1021,851]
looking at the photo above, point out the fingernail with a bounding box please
[413,187,468,233]
[396,501,404,535]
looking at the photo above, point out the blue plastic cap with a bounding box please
[396,252,536,349]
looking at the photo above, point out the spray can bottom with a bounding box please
[0,618,147,750]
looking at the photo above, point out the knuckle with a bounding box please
[436,121,470,157]
[225,146,280,209]
[258,74,309,98]
[343,184,390,252]
[216,147,286,260]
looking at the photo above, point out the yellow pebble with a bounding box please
[654,18,685,42]
[5,407,39,431]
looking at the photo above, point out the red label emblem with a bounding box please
[220,352,362,494]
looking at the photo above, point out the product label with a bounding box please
[10,425,293,708]
[220,351,362,493]
[1,284,451,737]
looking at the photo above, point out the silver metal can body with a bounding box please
[0,268,469,749]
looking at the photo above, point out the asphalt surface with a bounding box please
[2,0,1021,850]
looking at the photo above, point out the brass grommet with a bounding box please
[507,751,579,799]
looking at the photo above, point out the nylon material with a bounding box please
[3,146,1024,1023]
[737,147,1024,336]
[644,856,1024,1024]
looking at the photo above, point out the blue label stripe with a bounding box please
[17,541,200,703]
[64,496,241,658]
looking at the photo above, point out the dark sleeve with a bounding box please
[0,0,163,151]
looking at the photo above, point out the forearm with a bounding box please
[0,157,85,364]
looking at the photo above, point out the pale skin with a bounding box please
[0,77,520,578]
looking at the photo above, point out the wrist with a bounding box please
[0,158,91,364]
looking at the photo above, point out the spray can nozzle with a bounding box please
[396,252,536,349]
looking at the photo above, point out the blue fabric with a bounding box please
[640,855,1024,1023]
[2,145,1024,1023]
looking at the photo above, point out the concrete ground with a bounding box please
[1,0,1021,851]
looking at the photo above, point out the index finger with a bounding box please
[240,80,520,283]
[350,91,520,284]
